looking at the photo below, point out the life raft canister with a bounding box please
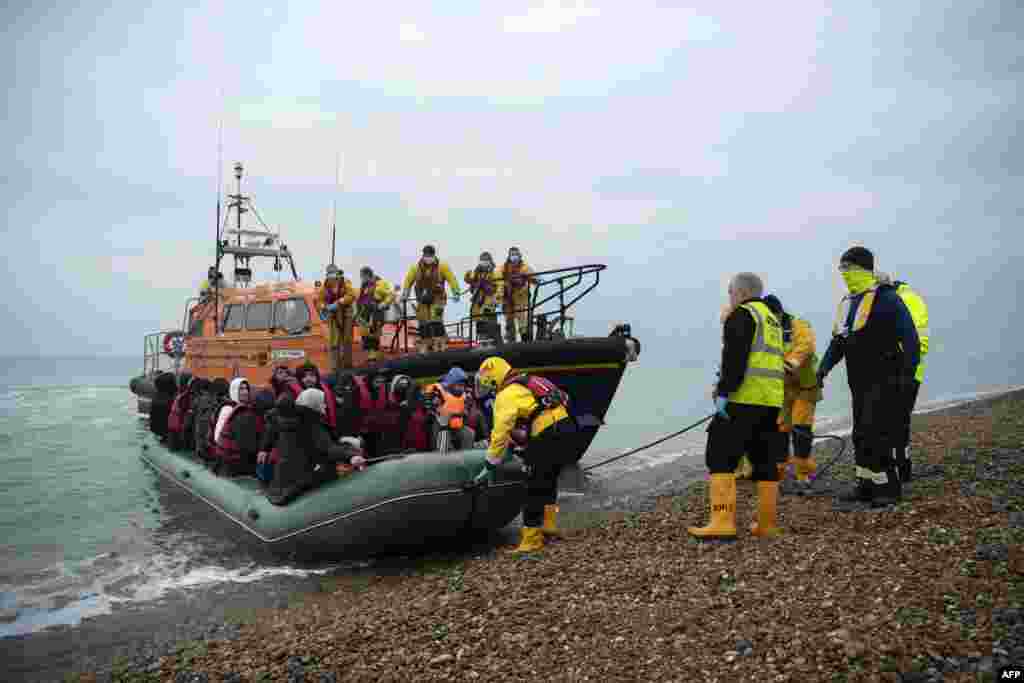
[163,331,185,356]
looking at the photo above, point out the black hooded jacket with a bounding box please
[149,372,178,440]
[267,399,357,506]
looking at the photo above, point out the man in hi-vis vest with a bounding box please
[689,272,787,540]
[817,246,920,508]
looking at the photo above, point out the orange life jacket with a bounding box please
[426,383,466,431]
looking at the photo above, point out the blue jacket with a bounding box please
[820,285,920,385]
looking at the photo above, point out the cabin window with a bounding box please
[245,302,273,330]
[273,298,311,333]
[222,304,245,332]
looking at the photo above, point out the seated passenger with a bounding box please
[424,367,475,451]
[297,362,339,438]
[149,372,178,441]
[167,374,196,451]
[270,365,303,400]
[194,378,229,464]
[213,378,261,476]
[266,389,366,506]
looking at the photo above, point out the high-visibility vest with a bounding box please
[730,301,785,408]
[896,283,929,383]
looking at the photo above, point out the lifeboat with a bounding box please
[129,162,641,470]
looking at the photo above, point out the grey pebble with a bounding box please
[174,673,210,683]
[318,674,338,683]
[222,673,243,683]
[975,543,1009,561]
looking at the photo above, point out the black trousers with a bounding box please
[896,379,921,453]
[705,403,785,481]
[849,377,903,476]
[520,418,577,527]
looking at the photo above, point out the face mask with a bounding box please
[303,374,317,388]
[509,254,521,264]
[478,261,493,270]
[422,256,436,265]
[842,270,876,295]
[361,277,371,286]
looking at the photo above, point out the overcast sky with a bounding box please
[3,1,1021,388]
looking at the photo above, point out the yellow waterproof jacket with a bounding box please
[403,261,461,301]
[486,383,568,462]
[464,268,503,308]
[317,278,357,321]
[361,277,396,306]
[786,317,822,402]
[896,284,929,383]
[500,261,535,301]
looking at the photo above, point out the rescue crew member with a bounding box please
[877,272,930,483]
[401,245,462,354]
[689,272,787,539]
[763,294,823,485]
[500,247,536,343]
[317,264,357,373]
[424,367,476,451]
[356,266,396,363]
[817,246,920,508]
[472,356,577,553]
[464,251,503,346]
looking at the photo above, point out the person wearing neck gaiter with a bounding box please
[817,246,920,508]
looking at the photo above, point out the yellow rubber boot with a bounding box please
[687,474,737,538]
[541,504,562,538]
[735,456,753,480]
[750,481,783,537]
[512,527,544,553]
[794,456,817,482]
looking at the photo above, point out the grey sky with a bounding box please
[3,1,1022,391]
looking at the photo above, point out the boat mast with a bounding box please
[214,112,224,334]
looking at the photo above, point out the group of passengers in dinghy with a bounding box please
[147,362,491,505]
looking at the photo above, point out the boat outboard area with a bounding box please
[129,163,641,556]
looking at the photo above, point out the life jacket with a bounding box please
[357,277,380,307]
[318,381,338,433]
[414,261,443,300]
[469,269,497,304]
[833,286,878,337]
[323,280,347,306]
[213,403,256,464]
[349,374,403,432]
[277,378,302,399]
[500,374,570,438]
[352,374,389,412]
[503,261,529,297]
[167,391,192,434]
[425,383,466,430]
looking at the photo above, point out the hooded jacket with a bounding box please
[149,372,179,439]
[267,392,358,506]
[297,363,338,434]
[270,365,303,400]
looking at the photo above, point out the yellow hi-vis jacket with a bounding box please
[895,283,929,383]
[730,301,785,408]
[486,383,568,463]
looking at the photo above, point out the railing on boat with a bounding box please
[388,263,605,351]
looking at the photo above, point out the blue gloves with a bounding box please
[473,460,498,486]
[714,396,730,420]
[319,308,329,321]
[327,303,339,313]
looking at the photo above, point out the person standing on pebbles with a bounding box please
[689,272,787,539]
[816,246,920,509]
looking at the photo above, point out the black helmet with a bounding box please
[422,245,436,256]
[840,246,874,271]
[360,266,374,277]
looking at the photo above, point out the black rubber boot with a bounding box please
[835,478,873,511]
[897,447,913,484]
[871,468,902,508]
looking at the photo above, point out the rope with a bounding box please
[806,433,848,482]
[581,414,714,473]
